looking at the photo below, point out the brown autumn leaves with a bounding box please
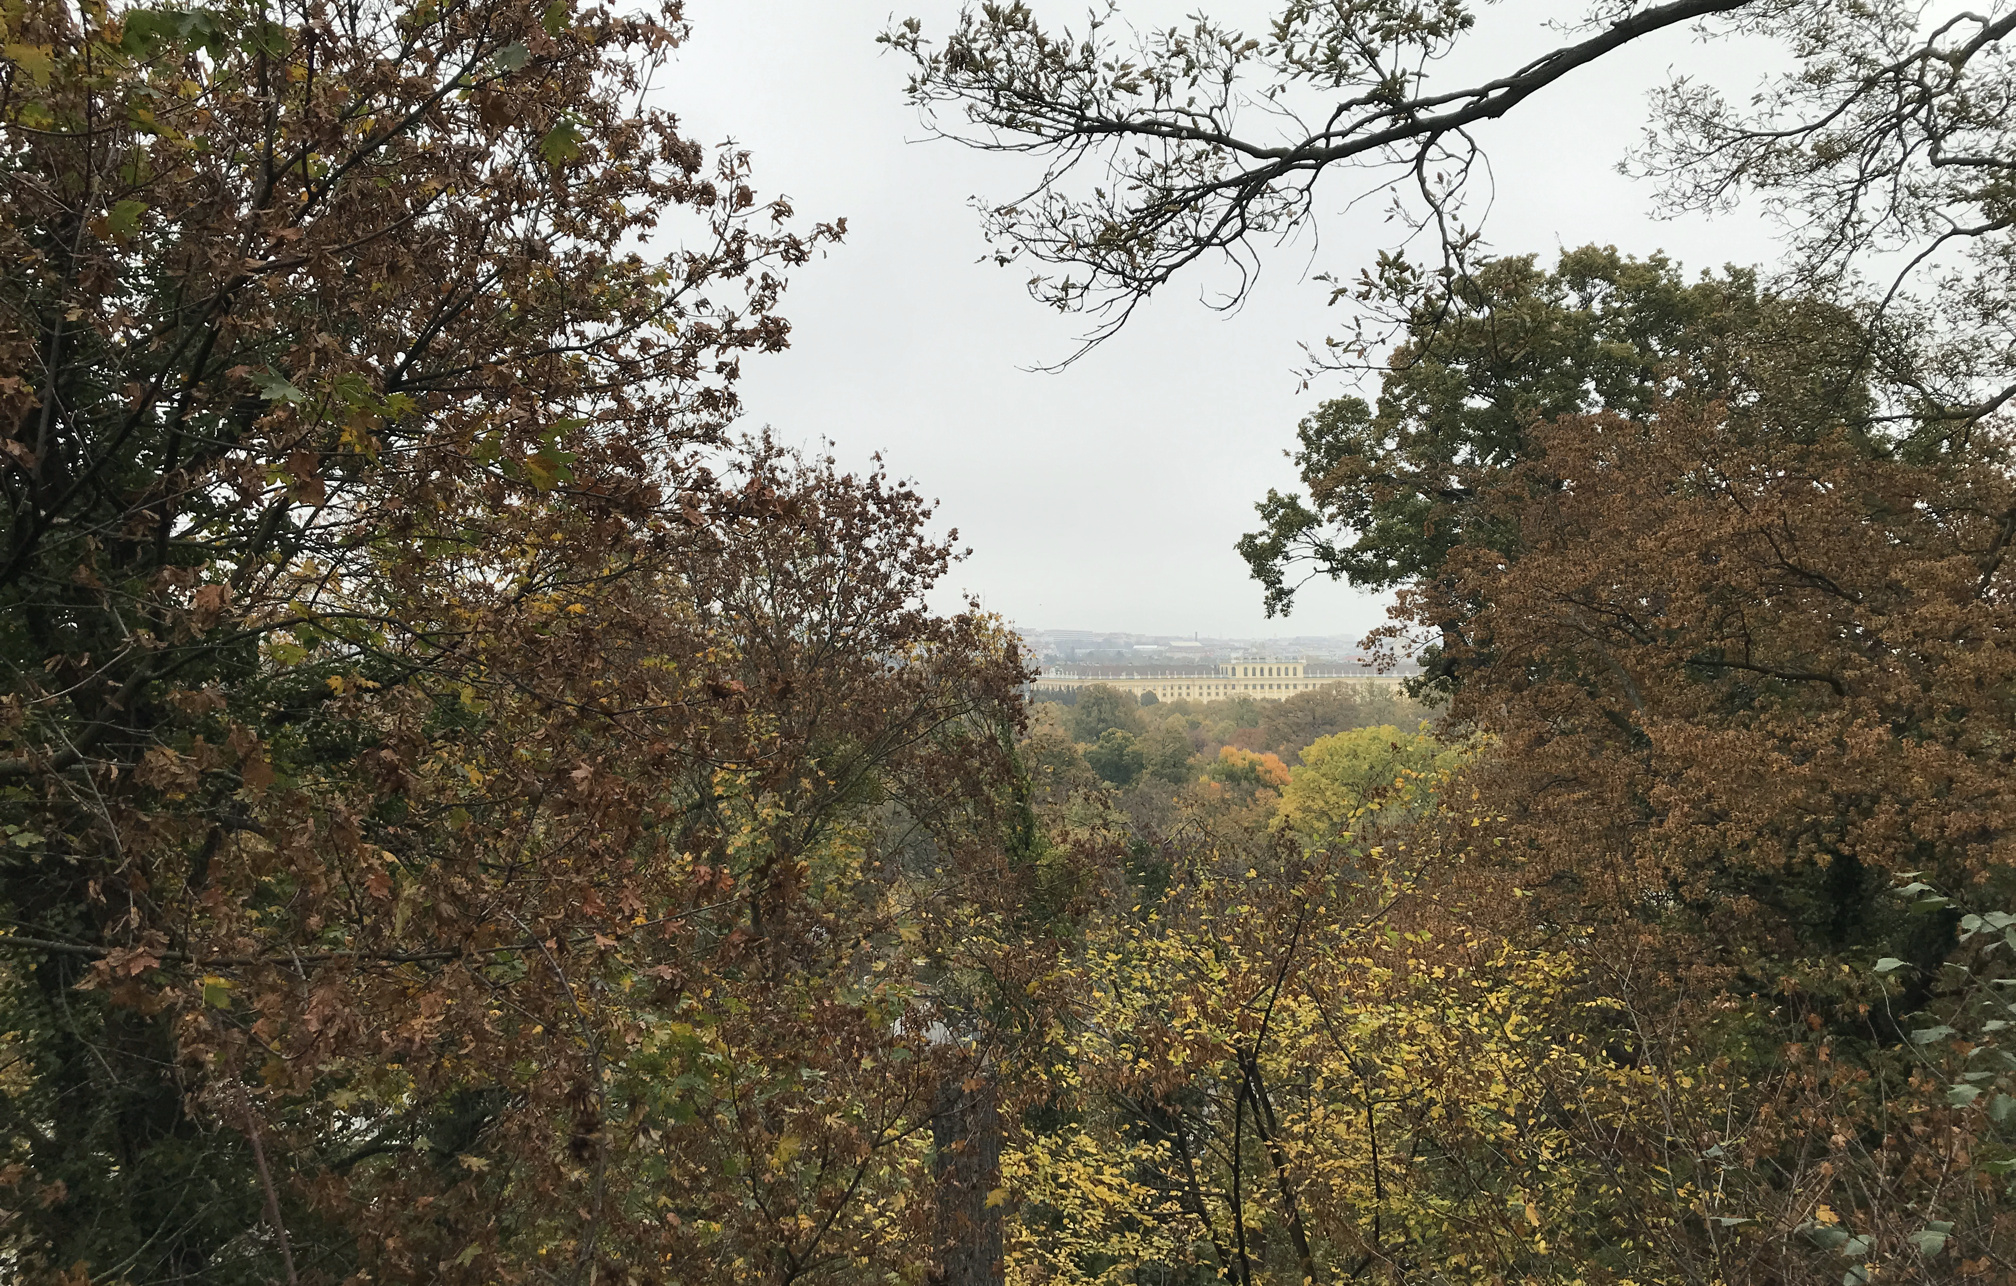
[1,0,1034,1279]
[1401,399,2016,1282]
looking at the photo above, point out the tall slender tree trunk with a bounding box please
[929,1072,1002,1286]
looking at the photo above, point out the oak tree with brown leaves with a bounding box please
[0,1,1036,1282]
[1388,385,2016,1281]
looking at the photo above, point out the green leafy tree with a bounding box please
[1084,727,1146,787]
[1236,247,1871,616]
[1255,683,1428,763]
[1067,683,1145,743]
[1140,717,1197,784]
[1276,725,1455,846]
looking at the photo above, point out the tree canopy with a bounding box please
[1236,246,1875,613]
[9,0,2016,1283]
[0,1,1031,1279]
[895,2,2016,1279]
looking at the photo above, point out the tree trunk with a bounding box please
[929,1073,1003,1286]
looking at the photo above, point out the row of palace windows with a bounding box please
[1137,681,1310,696]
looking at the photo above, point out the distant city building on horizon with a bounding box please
[1033,656,1407,704]
[1018,627,1399,667]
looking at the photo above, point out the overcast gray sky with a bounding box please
[669,1,1784,644]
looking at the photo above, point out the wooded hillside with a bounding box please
[6,0,2016,1282]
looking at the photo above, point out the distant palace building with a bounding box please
[1033,657,1402,703]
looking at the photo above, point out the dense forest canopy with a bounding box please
[4,0,2016,1283]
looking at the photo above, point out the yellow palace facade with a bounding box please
[1032,658,1401,703]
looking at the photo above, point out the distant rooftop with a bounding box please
[1037,658,1409,681]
